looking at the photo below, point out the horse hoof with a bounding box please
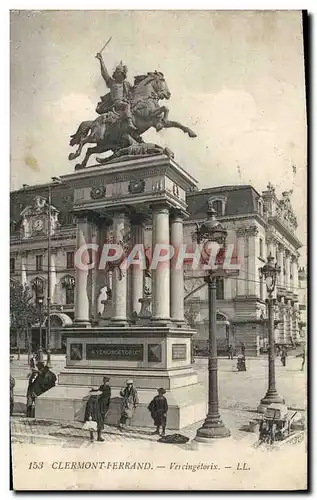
[188,130,197,138]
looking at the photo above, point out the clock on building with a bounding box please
[33,219,44,231]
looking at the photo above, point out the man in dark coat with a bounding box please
[42,365,57,391]
[148,388,168,436]
[84,389,104,442]
[98,376,111,425]
[32,363,57,396]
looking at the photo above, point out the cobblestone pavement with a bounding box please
[11,354,306,447]
[10,406,257,448]
[195,355,306,412]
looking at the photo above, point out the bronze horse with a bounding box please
[68,71,197,169]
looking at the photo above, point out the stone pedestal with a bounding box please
[35,155,205,430]
[36,326,206,429]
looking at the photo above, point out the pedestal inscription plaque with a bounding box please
[86,344,144,361]
[172,344,187,360]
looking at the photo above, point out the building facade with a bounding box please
[10,181,305,355]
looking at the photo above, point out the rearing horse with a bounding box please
[68,71,197,169]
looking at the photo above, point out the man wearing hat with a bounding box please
[84,389,104,442]
[98,376,111,425]
[119,380,139,430]
[148,388,168,436]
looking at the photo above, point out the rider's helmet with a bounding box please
[113,61,128,79]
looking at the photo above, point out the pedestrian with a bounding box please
[148,388,168,436]
[118,379,139,431]
[296,350,305,371]
[36,348,44,364]
[84,389,104,442]
[10,375,15,417]
[241,342,246,356]
[98,376,111,425]
[42,365,57,391]
[26,368,39,417]
[30,353,36,369]
[301,350,306,371]
[227,345,233,360]
[280,346,287,367]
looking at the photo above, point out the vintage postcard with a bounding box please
[10,10,307,491]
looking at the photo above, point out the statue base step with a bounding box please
[35,325,206,429]
[35,383,207,430]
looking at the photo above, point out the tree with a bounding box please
[184,302,199,329]
[10,281,40,361]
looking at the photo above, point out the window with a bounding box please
[212,200,223,217]
[65,287,74,305]
[65,214,76,225]
[10,257,15,272]
[216,278,224,300]
[258,200,263,216]
[66,251,74,269]
[259,238,263,258]
[36,255,43,271]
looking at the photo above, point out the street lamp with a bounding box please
[37,295,44,352]
[46,176,62,367]
[257,253,285,412]
[195,206,231,441]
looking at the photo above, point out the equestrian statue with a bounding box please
[68,42,197,169]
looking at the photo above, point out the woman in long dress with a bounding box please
[84,389,104,442]
[118,380,139,430]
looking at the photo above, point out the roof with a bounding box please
[11,183,261,229]
[10,183,75,231]
[186,185,261,219]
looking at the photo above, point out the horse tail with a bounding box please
[70,121,92,146]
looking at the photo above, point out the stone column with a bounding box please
[236,228,246,296]
[130,216,145,316]
[74,213,91,325]
[291,256,299,292]
[277,245,284,288]
[170,210,185,322]
[21,252,28,287]
[93,218,110,320]
[247,226,258,296]
[151,205,170,321]
[89,218,99,321]
[285,251,291,291]
[111,212,129,323]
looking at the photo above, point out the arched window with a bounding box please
[207,197,227,217]
[31,276,45,300]
[61,275,75,305]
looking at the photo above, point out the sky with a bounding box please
[10,10,307,255]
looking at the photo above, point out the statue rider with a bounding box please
[95,52,137,132]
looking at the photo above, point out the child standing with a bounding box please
[148,388,168,436]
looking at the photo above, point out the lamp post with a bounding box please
[46,176,61,368]
[257,253,285,412]
[37,295,44,351]
[195,207,231,441]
